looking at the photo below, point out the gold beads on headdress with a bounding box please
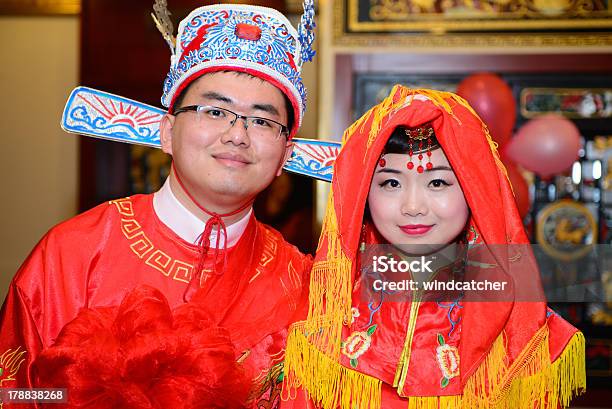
[406,125,435,173]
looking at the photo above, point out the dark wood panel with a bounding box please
[351,53,612,74]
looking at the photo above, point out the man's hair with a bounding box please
[172,71,295,135]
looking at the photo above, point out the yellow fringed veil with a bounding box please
[282,86,585,409]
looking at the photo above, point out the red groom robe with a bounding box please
[0,194,311,404]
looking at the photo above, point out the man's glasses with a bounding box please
[173,105,289,141]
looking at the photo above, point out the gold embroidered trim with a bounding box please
[0,346,27,385]
[110,198,197,283]
[393,295,423,393]
[283,324,586,409]
[111,198,279,285]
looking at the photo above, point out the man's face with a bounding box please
[160,72,293,209]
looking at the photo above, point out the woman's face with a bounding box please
[367,148,469,254]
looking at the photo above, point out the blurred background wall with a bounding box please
[0,15,79,299]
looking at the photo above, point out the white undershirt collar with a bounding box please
[153,178,252,247]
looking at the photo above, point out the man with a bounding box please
[0,2,315,405]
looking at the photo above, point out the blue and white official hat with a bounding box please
[155,1,316,138]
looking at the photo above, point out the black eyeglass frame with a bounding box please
[173,105,289,138]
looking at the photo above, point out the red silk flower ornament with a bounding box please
[33,286,251,409]
[505,114,581,178]
[456,73,516,149]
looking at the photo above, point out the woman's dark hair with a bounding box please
[383,126,413,155]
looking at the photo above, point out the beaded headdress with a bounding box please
[378,123,441,173]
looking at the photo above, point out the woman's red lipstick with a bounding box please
[399,224,433,235]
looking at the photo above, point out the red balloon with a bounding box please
[457,73,516,149]
[504,160,530,219]
[505,114,581,178]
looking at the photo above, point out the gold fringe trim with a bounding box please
[363,87,466,150]
[342,87,467,148]
[393,297,423,391]
[283,324,382,409]
[481,124,511,191]
[342,86,509,185]
[457,326,585,409]
[306,185,353,358]
[283,324,585,409]
[543,330,586,409]
[406,396,462,409]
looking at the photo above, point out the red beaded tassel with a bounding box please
[425,129,433,170]
[405,126,434,173]
[407,134,415,170]
[417,137,424,174]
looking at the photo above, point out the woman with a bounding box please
[282,86,585,408]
